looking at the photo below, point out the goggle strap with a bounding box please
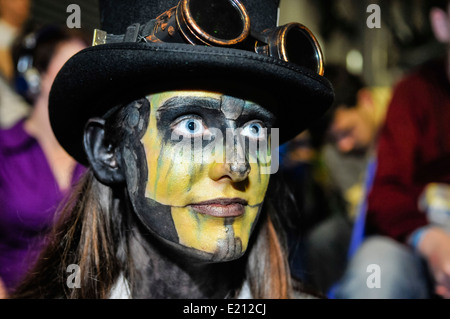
[141,20,157,40]
[94,20,158,46]
[124,23,141,42]
[104,33,125,44]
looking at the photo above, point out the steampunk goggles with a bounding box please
[93,0,324,75]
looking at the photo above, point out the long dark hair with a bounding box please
[11,101,302,299]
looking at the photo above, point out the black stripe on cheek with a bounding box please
[135,197,180,243]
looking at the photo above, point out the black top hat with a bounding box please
[49,0,334,166]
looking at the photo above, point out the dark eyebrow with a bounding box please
[157,95,276,126]
[242,101,275,123]
[158,96,221,112]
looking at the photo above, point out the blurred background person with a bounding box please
[332,0,450,299]
[323,64,391,222]
[284,64,391,295]
[278,0,450,299]
[0,0,31,81]
[0,70,31,128]
[278,126,348,295]
[0,24,88,297]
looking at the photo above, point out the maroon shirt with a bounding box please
[366,59,450,242]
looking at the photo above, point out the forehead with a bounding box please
[149,91,219,106]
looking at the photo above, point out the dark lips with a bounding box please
[189,198,247,217]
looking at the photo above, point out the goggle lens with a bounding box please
[283,25,324,75]
[188,0,245,41]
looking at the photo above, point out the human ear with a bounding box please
[430,7,450,43]
[83,118,125,185]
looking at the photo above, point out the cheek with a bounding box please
[352,118,369,144]
[247,138,272,202]
[229,205,261,252]
[142,128,207,204]
[247,161,270,204]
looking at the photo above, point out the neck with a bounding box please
[127,223,246,298]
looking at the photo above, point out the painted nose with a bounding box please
[209,160,251,183]
[228,160,251,181]
[227,133,251,182]
[209,134,251,183]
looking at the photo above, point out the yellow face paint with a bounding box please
[141,91,273,260]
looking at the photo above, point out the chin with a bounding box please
[159,234,247,264]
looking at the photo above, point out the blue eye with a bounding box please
[242,121,266,139]
[186,119,199,133]
[172,117,206,137]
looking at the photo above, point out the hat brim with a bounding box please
[49,42,334,166]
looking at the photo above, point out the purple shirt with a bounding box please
[0,120,85,292]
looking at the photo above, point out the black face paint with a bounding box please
[119,99,180,244]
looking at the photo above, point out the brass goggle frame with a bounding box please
[93,0,324,76]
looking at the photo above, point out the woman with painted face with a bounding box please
[11,0,334,299]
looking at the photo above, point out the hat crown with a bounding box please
[99,0,280,35]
